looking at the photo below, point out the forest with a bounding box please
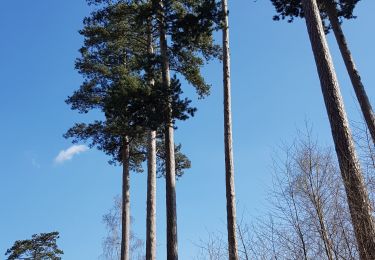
[1,0,374,259]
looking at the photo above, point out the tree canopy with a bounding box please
[5,232,63,260]
[271,0,361,32]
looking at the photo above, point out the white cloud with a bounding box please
[54,145,88,164]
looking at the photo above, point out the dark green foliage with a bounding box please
[151,0,222,97]
[64,121,191,175]
[66,0,220,175]
[271,0,360,32]
[64,121,146,169]
[104,76,197,130]
[5,232,63,260]
[156,140,191,178]
[66,0,195,171]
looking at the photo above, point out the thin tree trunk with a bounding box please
[156,1,178,259]
[325,0,375,146]
[146,17,157,260]
[288,177,309,260]
[121,137,130,260]
[301,0,375,259]
[221,1,239,259]
[315,202,334,260]
[146,130,157,260]
[306,158,334,260]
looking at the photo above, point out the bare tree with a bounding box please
[194,232,227,260]
[352,121,375,211]
[261,130,359,259]
[101,196,145,260]
[195,128,364,260]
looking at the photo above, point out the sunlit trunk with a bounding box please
[325,1,375,146]
[156,1,178,259]
[121,137,130,260]
[301,0,375,258]
[222,0,239,259]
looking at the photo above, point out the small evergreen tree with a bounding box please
[5,232,63,260]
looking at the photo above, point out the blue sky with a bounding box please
[0,1,374,259]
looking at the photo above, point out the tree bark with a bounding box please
[325,0,375,146]
[146,130,157,260]
[121,137,130,260]
[221,1,239,259]
[301,0,375,259]
[156,1,178,259]
[146,16,157,260]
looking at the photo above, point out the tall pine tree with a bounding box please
[221,0,239,259]
[271,0,375,258]
[66,1,195,259]
[271,0,375,145]
[148,1,221,258]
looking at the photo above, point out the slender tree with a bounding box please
[154,1,179,258]
[271,0,375,145]
[295,0,375,258]
[102,196,145,260]
[221,0,238,259]
[324,0,375,148]
[149,1,221,258]
[195,129,362,259]
[67,3,156,260]
[145,5,157,258]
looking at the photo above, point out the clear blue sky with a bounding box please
[0,1,374,259]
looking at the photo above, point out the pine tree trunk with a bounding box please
[301,0,375,259]
[221,1,239,259]
[121,137,130,260]
[325,1,375,145]
[146,130,157,260]
[145,16,157,260]
[156,1,178,259]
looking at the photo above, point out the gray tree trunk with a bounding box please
[146,17,157,260]
[156,1,178,259]
[121,137,130,260]
[146,130,157,260]
[221,1,239,259]
[301,0,375,259]
[325,1,375,146]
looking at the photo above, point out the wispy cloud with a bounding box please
[54,145,88,164]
